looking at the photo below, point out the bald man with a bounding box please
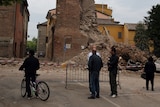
[87,45,101,94]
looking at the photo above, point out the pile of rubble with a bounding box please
[69,8,149,65]
[66,0,149,66]
[68,38,149,66]
[0,58,21,65]
[115,43,148,64]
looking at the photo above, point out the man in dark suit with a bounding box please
[108,46,119,98]
[88,50,103,99]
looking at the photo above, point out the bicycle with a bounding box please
[21,74,50,101]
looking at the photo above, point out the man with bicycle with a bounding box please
[19,50,40,99]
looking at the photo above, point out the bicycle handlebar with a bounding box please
[23,73,40,77]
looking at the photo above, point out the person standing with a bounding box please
[19,50,40,99]
[144,56,156,91]
[88,45,100,60]
[108,47,119,98]
[87,45,101,94]
[88,50,103,99]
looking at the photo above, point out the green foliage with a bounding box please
[27,37,37,52]
[0,0,21,6]
[144,4,160,57]
[134,22,149,51]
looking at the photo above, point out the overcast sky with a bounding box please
[27,0,160,40]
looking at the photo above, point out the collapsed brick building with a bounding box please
[46,0,108,62]
[44,0,149,64]
[62,0,148,64]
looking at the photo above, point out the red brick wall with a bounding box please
[0,3,28,58]
[0,5,15,57]
[54,0,87,62]
[14,4,24,58]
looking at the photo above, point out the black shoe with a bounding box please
[27,95,32,98]
[96,95,100,98]
[88,96,95,99]
[35,92,38,96]
[146,87,149,90]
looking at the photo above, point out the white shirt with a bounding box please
[87,52,101,60]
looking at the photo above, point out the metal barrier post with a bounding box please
[117,67,121,89]
[65,64,68,89]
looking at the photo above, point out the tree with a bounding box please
[0,0,21,6]
[144,4,160,57]
[134,22,149,51]
[27,37,37,52]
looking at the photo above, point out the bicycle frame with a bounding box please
[21,73,50,101]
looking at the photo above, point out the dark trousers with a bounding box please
[89,71,91,92]
[146,74,154,90]
[90,72,100,97]
[109,71,117,95]
[26,73,36,97]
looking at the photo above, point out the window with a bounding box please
[64,35,72,50]
[118,32,122,39]
[46,37,48,43]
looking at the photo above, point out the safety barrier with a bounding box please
[65,64,108,88]
[64,63,121,89]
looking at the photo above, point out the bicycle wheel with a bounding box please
[21,79,26,97]
[37,81,50,101]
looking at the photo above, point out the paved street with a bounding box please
[1,65,160,107]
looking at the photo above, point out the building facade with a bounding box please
[37,22,47,57]
[50,0,87,62]
[0,0,29,58]
[45,9,56,60]
[38,3,138,62]
[96,4,137,46]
